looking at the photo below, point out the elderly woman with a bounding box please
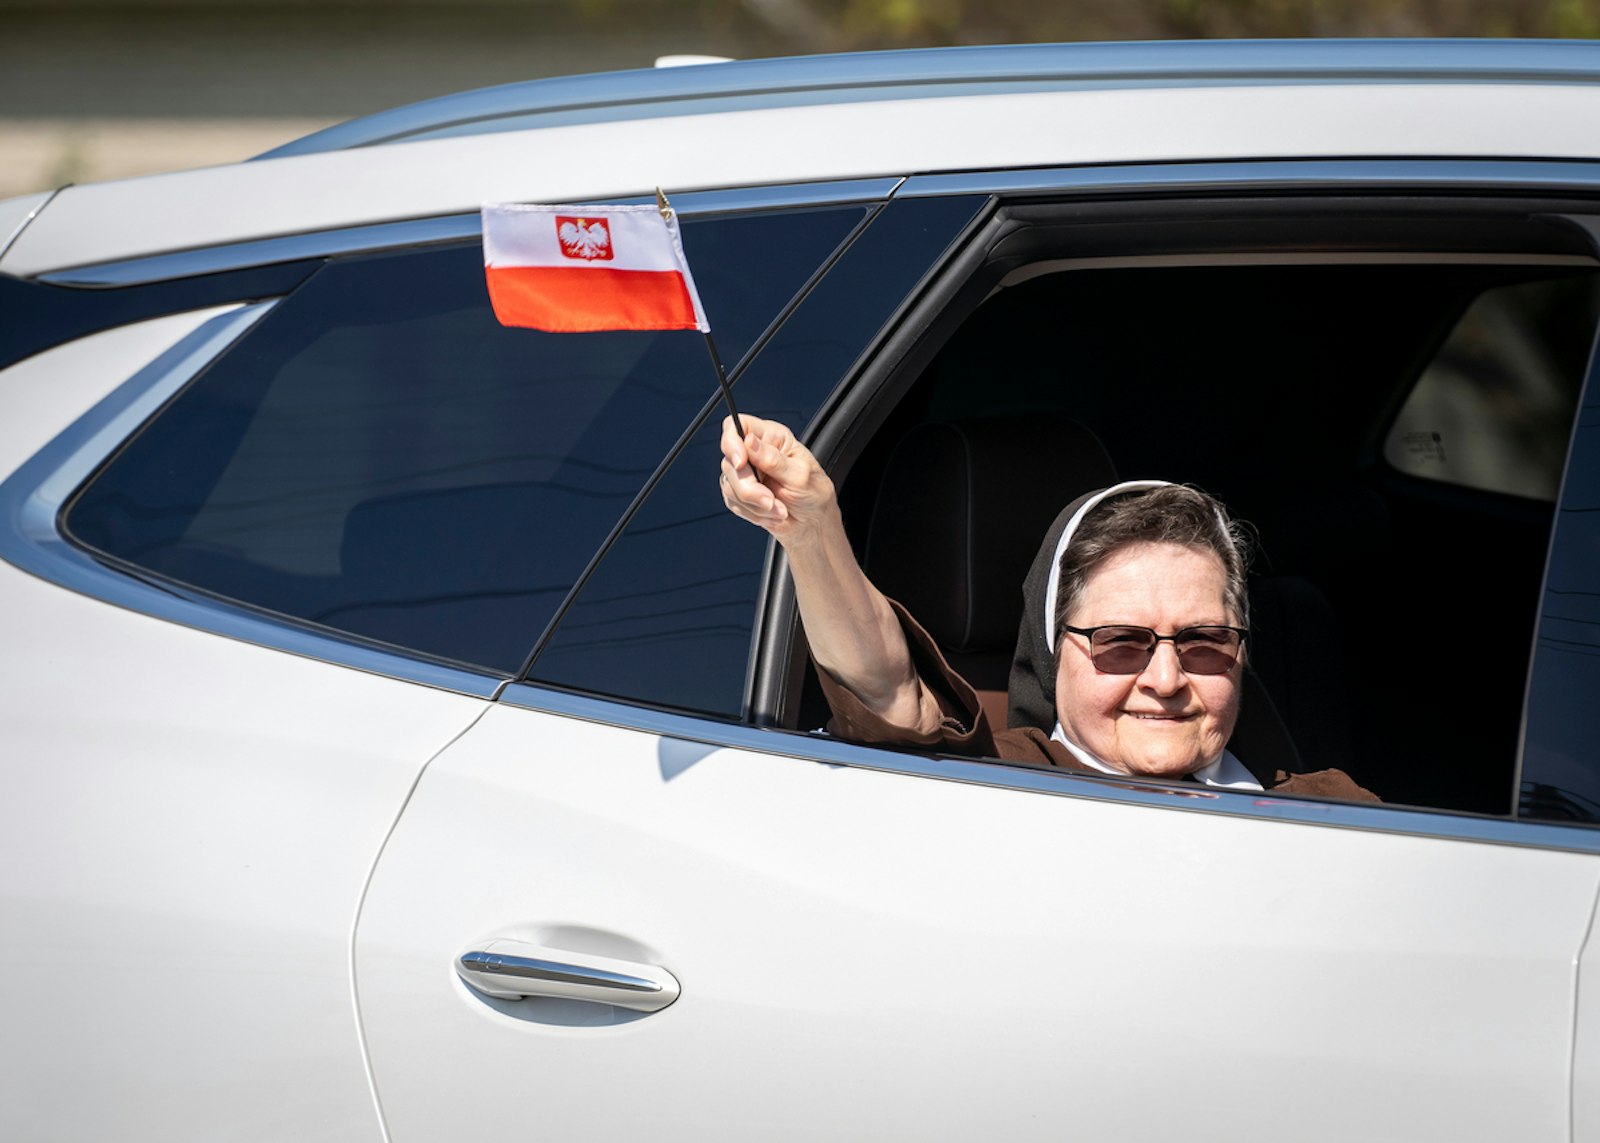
[720,415,1375,800]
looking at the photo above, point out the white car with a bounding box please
[5,38,1600,1142]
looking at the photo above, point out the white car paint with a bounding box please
[0,315,490,1140]
[10,82,1600,276]
[1578,901,1600,1141]
[357,702,1600,1142]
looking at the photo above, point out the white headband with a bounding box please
[1042,479,1173,655]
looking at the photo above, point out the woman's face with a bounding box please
[1054,541,1242,780]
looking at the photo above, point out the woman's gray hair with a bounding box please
[1053,485,1251,636]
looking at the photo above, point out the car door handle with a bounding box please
[455,939,680,1012]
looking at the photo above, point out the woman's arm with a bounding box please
[719,415,945,734]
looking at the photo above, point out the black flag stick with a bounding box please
[657,188,746,440]
[701,331,746,441]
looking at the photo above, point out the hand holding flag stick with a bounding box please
[481,188,745,438]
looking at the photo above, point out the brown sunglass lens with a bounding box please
[1088,629,1158,673]
[1088,628,1239,675]
[1175,628,1242,674]
[1174,645,1238,674]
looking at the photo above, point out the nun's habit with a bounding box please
[818,482,1377,801]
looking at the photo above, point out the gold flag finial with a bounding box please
[656,187,673,221]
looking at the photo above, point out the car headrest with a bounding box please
[863,417,1117,654]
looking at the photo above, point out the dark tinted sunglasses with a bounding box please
[1060,624,1247,675]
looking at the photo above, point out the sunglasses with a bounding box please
[1060,624,1247,675]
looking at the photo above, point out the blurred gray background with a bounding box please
[5,0,1598,198]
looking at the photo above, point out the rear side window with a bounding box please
[1384,272,1600,500]
[1521,351,1600,824]
[64,206,867,673]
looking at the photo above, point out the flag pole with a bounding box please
[658,188,746,441]
[701,330,746,442]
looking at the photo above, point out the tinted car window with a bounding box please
[1385,273,1600,500]
[529,196,990,714]
[1520,354,1600,823]
[64,206,866,673]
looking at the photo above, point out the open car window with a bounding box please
[779,194,1600,819]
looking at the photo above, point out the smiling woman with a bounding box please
[1047,493,1246,782]
[718,413,1377,799]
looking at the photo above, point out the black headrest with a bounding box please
[864,417,1117,654]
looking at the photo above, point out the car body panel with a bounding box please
[357,700,1600,1142]
[0,312,490,1140]
[1578,896,1600,1143]
[12,81,1600,277]
[0,552,488,1140]
[0,189,53,261]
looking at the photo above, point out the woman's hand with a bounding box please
[718,414,838,547]
[717,414,943,735]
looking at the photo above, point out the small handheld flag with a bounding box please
[482,192,745,437]
[482,201,707,333]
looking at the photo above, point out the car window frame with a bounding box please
[719,160,1600,844]
[0,182,901,698]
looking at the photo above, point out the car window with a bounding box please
[62,206,868,674]
[1520,352,1600,824]
[729,201,1600,816]
[1384,273,1600,500]
[527,196,991,715]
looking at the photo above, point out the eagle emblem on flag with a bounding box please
[556,216,613,261]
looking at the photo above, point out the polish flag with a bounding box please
[482,203,709,333]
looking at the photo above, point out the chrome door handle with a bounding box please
[455,940,680,1012]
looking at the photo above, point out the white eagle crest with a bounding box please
[558,218,611,260]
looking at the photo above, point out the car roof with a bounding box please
[8,38,1600,279]
[258,38,1600,157]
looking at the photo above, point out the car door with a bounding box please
[0,188,913,1141]
[358,702,1598,1142]
[356,176,1600,1142]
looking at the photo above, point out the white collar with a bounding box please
[1050,722,1262,791]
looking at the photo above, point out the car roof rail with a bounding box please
[255,38,1600,160]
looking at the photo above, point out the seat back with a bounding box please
[863,417,1118,727]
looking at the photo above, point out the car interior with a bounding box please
[774,194,1600,816]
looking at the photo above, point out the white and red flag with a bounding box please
[481,202,710,334]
